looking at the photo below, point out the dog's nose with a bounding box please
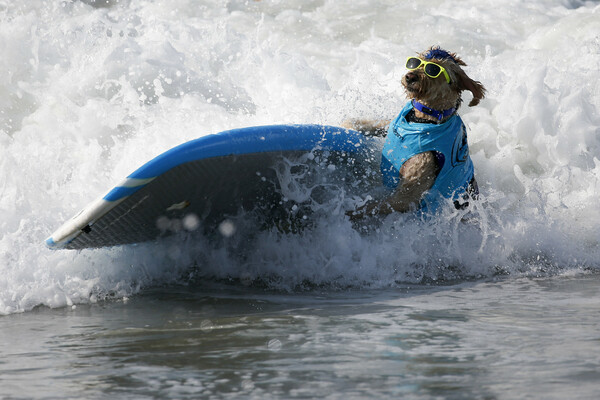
[405,71,418,84]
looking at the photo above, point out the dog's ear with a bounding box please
[456,69,486,107]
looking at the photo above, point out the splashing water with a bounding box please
[1,0,600,314]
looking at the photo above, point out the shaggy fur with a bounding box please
[344,46,485,217]
[403,48,486,117]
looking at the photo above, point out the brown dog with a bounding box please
[345,46,485,217]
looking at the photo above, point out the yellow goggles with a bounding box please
[405,57,451,84]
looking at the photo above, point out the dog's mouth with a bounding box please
[405,82,419,93]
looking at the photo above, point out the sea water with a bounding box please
[1,0,600,398]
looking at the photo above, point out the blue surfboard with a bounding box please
[46,125,381,250]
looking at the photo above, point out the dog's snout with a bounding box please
[405,71,418,84]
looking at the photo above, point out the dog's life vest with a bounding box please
[381,101,475,213]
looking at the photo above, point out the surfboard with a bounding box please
[46,125,382,250]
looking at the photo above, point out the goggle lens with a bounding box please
[424,63,441,77]
[406,57,422,70]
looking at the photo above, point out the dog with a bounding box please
[344,46,486,218]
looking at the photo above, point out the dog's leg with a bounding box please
[389,151,438,211]
[341,119,390,137]
[348,152,438,218]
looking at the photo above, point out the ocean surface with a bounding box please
[1,0,600,398]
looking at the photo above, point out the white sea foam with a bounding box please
[1,0,599,314]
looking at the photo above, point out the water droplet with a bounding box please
[218,220,236,237]
[241,379,254,390]
[156,216,171,231]
[267,338,282,351]
[200,319,213,332]
[183,214,200,231]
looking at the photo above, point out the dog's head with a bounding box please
[402,46,486,112]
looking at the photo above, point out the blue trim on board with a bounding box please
[104,184,150,202]
[103,125,367,203]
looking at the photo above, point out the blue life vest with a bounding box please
[381,101,475,213]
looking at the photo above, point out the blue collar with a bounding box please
[411,100,455,122]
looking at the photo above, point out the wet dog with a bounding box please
[345,46,486,217]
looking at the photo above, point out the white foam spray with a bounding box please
[1,0,599,314]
